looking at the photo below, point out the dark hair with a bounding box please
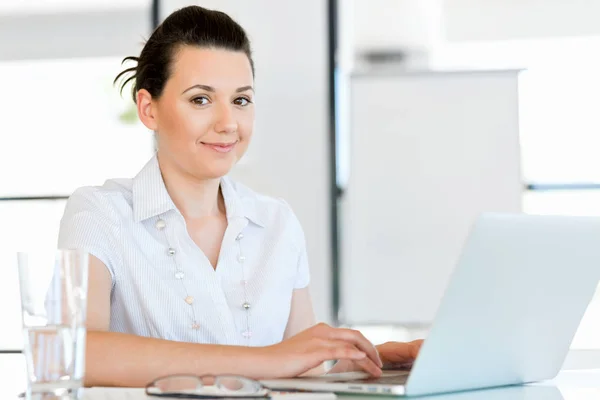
[114,5,254,103]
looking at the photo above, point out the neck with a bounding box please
[157,154,225,220]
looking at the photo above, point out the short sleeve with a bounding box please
[284,202,310,289]
[294,243,311,289]
[57,187,121,285]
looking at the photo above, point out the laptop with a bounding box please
[262,213,600,397]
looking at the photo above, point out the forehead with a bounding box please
[167,46,253,90]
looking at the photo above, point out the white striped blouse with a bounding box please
[57,155,310,347]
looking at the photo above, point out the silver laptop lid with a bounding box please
[406,213,600,396]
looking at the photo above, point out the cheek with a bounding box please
[238,110,255,141]
[235,113,253,157]
[160,102,211,140]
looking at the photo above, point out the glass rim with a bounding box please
[16,248,91,269]
[16,248,89,255]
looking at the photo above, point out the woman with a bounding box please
[58,5,421,388]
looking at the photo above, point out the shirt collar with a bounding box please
[132,155,266,228]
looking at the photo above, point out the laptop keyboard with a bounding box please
[370,373,409,385]
[335,371,410,385]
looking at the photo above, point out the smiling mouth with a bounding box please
[201,141,238,153]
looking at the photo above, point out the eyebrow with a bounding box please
[182,84,254,94]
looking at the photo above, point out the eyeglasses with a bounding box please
[145,375,272,399]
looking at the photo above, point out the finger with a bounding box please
[326,328,383,368]
[378,341,422,364]
[325,328,382,367]
[410,340,423,358]
[318,338,365,353]
[352,357,382,377]
[317,342,366,362]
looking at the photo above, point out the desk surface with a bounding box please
[1,354,599,400]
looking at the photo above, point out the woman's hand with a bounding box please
[327,340,423,375]
[262,323,383,378]
[377,340,423,368]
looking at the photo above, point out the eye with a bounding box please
[191,96,210,106]
[233,97,252,107]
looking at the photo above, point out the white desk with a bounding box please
[1,354,599,399]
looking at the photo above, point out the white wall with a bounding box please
[351,0,444,53]
[349,0,600,66]
[341,70,522,325]
[350,0,600,52]
[161,1,333,323]
[444,0,600,42]
[0,7,148,60]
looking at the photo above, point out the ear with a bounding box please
[136,89,158,131]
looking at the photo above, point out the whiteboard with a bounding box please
[340,70,523,325]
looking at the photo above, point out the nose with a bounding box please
[213,102,237,134]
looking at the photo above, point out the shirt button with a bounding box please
[236,233,244,240]
[155,219,166,230]
[175,271,185,280]
[192,323,200,330]
[237,255,246,263]
[167,248,176,256]
[242,330,253,338]
[242,302,251,310]
[185,296,194,305]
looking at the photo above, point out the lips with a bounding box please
[201,141,237,153]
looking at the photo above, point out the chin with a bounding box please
[199,161,236,180]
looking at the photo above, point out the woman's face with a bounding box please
[140,46,255,180]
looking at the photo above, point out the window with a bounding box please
[433,36,600,350]
[0,58,153,197]
[0,199,68,350]
[0,4,153,351]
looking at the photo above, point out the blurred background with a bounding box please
[1,0,600,371]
